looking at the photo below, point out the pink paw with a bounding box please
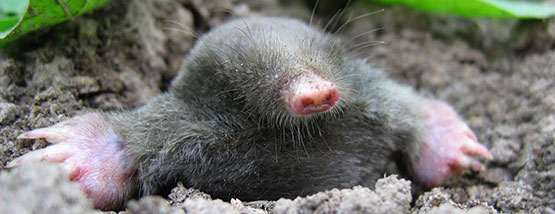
[7,113,136,210]
[411,100,492,188]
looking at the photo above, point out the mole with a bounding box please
[8,17,492,210]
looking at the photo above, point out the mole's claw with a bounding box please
[455,154,485,172]
[17,127,69,143]
[7,144,72,167]
[6,158,20,168]
[460,138,492,160]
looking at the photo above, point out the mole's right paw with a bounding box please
[410,100,492,188]
[7,113,136,210]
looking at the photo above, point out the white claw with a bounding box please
[6,159,19,168]
[18,127,70,143]
[456,154,484,172]
[6,144,72,168]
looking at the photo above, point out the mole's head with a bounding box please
[176,17,354,127]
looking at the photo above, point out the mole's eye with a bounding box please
[283,79,290,85]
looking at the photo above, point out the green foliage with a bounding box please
[0,0,111,46]
[0,0,28,38]
[372,0,555,19]
[1,0,553,47]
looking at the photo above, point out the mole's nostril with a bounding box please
[302,98,314,106]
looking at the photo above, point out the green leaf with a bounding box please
[372,0,555,19]
[0,0,111,46]
[0,18,21,34]
[0,0,29,38]
[0,0,28,19]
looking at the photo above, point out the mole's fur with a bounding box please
[10,17,491,210]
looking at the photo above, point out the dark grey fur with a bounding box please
[110,17,427,201]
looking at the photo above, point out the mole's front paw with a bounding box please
[411,100,492,188]
[8,113,136,210]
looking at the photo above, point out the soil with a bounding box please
[0,0,553,213]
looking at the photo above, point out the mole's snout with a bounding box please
[288,75,340,115]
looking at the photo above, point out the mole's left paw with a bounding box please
[411,100,492,188]
[7,113,135,210]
